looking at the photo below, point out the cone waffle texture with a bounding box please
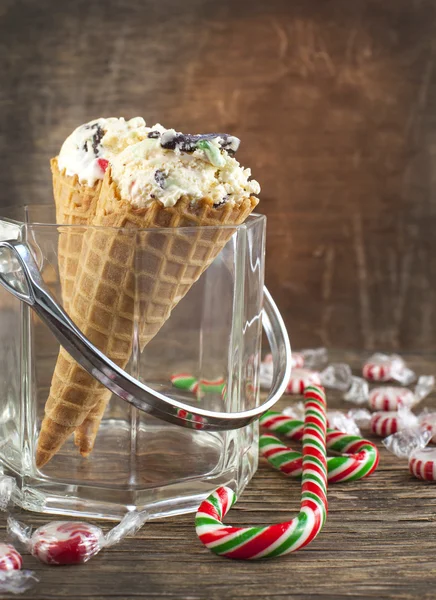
[36,166,258,467]
[50,158,110,454]
[51,158,102,314]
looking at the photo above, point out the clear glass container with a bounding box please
[0,205,266,521]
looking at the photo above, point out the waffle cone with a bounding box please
[51,158,102,313]
[50,158,111,454]
[36,167,258,467]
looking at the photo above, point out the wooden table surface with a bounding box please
[1,349,435,600]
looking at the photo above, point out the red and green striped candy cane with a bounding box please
[171,373,226,395]
[260,411,379,483]
[170,373,198,393]
[195,385,328,559]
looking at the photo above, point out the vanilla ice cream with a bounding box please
[57,117,151,186]
[110,127,260,208]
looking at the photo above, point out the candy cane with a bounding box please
[170,373,198,393]
[195,385,328,559]
[171,373,226,395]
[260,411,379,482]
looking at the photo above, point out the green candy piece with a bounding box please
[196,140,226,167]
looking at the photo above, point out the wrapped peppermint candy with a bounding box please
[382,419,432,460]
[261,359,353,396]
[370,406,418,438]
[282,401,305,421]
[326,410,362,436]
[284,404,362,435]
[285,368,321,394]
[0,542,36,594]
[409,447,436,481]
[362,354,416,385]
[7,510,148,566]
[264,347,328,371]
[343,377,369,405]
[264,352,303,369]
[344,375,434,412]
[368,376,434,411]
[419,410,436,443]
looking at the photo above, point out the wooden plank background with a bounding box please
[2,0,436,351]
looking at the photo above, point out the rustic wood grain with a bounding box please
[1,0,436,350]
[1,350,436,600]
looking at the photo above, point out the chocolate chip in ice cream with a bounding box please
[213,195,230,207]
[154,169,167,188]
[147,130,161,139]
[91,125,105,155]
[160,131,240,154]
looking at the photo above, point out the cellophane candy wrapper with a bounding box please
[7,510,149,566]
[419,409,436,442]
[282,402,305,421]
[326,410,362,436]
[363,353,416,385]
[348,408,372,429]
[414,375,435,404]
[343,374,434,408]
[0,568,37,596]
[343,377,369,405]
[260,355,354,395]
[283,404,362,435]
[0,541,37,595]
[260,348,328,389]
[382,408,432,459]
[0,474,16,511]
[299,347,328,370]
[0,476,37,594]
[319,363,352,391]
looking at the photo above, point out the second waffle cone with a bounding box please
[37,167,258,467]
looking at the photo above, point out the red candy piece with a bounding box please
[363,362,391,382]
[265,352,304,369]
[0,543,22,571]
[370,412,399,437]
[409,447,436,481]
[421,414,436,443]
[31,522,103,565]
[286,368,321,395]
[97,158,109,172]
[369,387,415,411]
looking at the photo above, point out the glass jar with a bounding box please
[0,205,289,521]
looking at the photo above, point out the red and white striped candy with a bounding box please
[409,447,436,481]
[265,353,304,369]
[419,413,436,443]
[291,353,305,369]
[363,361,391,382]
[0,543,22,571]
[369,387,415,411]
[370,412,399,437]
[30,522,103,565]
[286,368,321,395]
[195,385,328,560]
